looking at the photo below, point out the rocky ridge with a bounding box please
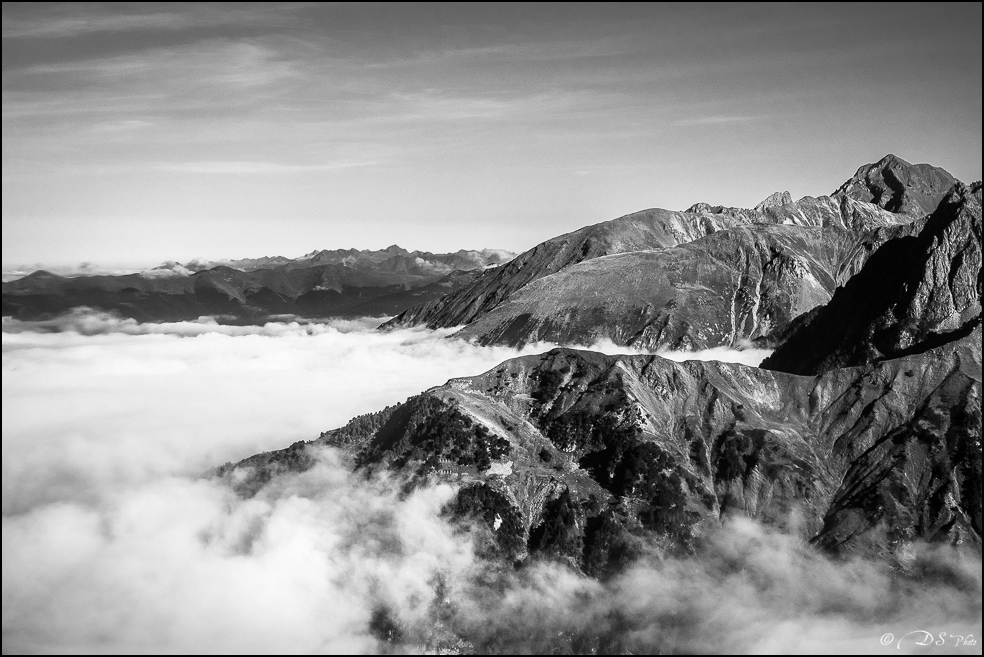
[384,208,745,331]
[451,224,860,350]
[763,181,982,374]
[219,328,981,570]
[385,156,948,348]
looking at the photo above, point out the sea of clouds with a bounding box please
[2,310,980,653]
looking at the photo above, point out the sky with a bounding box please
[2,2,982,269]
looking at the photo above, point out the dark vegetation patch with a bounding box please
[446,484,526,558]
[523,357,715,568]
[712,428,815,520]
[613,442,708,534]
[318,405,399,447]
[581,505,644,578]
[212,440,317,498]
[527,489,585,563]
[359,396,510,471]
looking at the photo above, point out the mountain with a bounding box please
[384,208,745,331]
[834,153,959,218]
[218,328,981,569]
[385,155,947,348]
[209,153,981,635]
[160,246,515,275]
[449,224,860,349]
[213,155,981,570]
[762,181,982,374]
[1,246,515,323]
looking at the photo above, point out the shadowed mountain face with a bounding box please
[762,182,982,375]
[385,156,953,348]
[220,331,981,570]
[1,247,515,322]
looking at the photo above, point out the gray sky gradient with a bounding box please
[3,2,981,268]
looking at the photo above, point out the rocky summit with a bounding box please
[834,153,959,218]
[218,155,982,578]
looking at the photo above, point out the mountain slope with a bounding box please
[762,181,982,375]
[452,225,860,349]
[385,208,744,330]
[219,329,982,570]
[385,156,940,347]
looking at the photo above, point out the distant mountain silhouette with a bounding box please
[2,247,515,322]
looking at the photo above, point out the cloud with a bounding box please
[657,345,774,367]
[154,160,379,174]
[1,4,296,40]
[448,519,982,654]
[1,9,193,39]
[7,39,300,94]
[2,450,473,653]
[537,336,773,367]
[674,114,767,126]
[2,314,979,652]
[1,314,571,515]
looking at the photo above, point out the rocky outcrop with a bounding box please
[834,154,958,218]
[219,328,982,569]
[762,182,982,375]
[687,192,906,230]
[754,191,793,211]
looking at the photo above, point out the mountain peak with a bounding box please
[834,154,958,217]
[753,191,792,211]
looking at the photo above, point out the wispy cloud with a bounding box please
[1,4,302,40]
[155,160,379,174]
[674,114,768,126]
[1,10,194,39]
[6,39,300,91]
[384,88,611,125]
[362,35,634,70]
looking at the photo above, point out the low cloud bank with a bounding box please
[449,518,981,655]
[2,312,562,515]
[1,308,389,336]
[3,450,472,653]
[4,448,979,654]
[656,345,774,367]
[4,310,975,653]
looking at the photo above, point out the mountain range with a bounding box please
[1,246,515,322]
[385,155,960,350]
[215,154,981,579]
